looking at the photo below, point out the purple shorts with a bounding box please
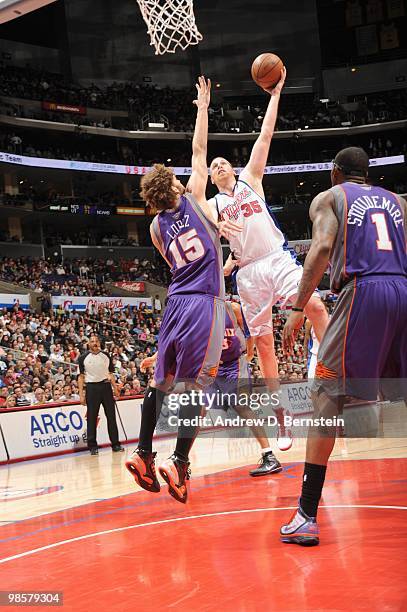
[315,275,407,399]
[207,356,251,410]
[154,294,225,388]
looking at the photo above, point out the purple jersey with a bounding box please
[220,302,246,364]
[151,194,224,299]
[330,183,406,292]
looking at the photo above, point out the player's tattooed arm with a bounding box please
[240,66,286,192]
[293,190,338,310]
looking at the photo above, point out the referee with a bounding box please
[78,335,124,455]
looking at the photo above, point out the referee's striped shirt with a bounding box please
[78,351,114,383]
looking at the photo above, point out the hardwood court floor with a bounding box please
[1,434,406,611]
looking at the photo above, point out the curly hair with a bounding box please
[140,164,178,214]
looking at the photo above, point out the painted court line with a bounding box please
[1,504,406,565]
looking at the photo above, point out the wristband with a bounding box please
[291,307,304,313]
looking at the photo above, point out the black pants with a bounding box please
[86,382,120,449]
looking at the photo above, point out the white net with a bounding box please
[136,0,203,55]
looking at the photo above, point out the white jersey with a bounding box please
[210,178,285,267]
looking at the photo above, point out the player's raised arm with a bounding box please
[188,77,242,239]
[240,67,286,190]
[187,76,215,219]
[282,190,338,353]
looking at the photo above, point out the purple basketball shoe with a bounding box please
[280,505,319,546]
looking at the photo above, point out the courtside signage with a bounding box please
[52,295,152,311]
[0,403,126,460]
[0,152,403,176]
[0,293,30,309]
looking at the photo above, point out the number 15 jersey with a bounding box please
[210,178,285,267]
[151,194,225,299]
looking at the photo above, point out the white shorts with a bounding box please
[236,249,303,337]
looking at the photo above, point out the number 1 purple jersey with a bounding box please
[151,194,225,299]
[329,182,406,292]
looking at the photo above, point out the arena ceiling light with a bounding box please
[0,0,57,23]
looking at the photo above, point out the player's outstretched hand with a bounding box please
[218,219,243,240]
[282,310,305,354]
[264,66,287,96]
[193,76,211,109]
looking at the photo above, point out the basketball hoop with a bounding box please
[136,0,203,55]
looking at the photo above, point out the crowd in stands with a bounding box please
[0,293,330,408]
[1,63,190,112]
[0,213,311,245]
[0,302,161,408]
[274,88,407,132]
[43,193,136,209]
[45,230,140,248]
[0,256,171,295]
[367,136,400,158]
[1,130,125,164]
[2,63,407,133]
[277,218,310,241]
[1,64,199,132]
[0,191,140,215]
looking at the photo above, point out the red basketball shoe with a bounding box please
[158,454,191,504]
[125,449,160,493]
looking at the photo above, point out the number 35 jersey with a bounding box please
[210,178,285,267]
[329,182,407,293]
[151,194,225,299]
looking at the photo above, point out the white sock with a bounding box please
[261,447,273,455]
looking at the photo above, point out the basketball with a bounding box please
[251,53,284,90]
